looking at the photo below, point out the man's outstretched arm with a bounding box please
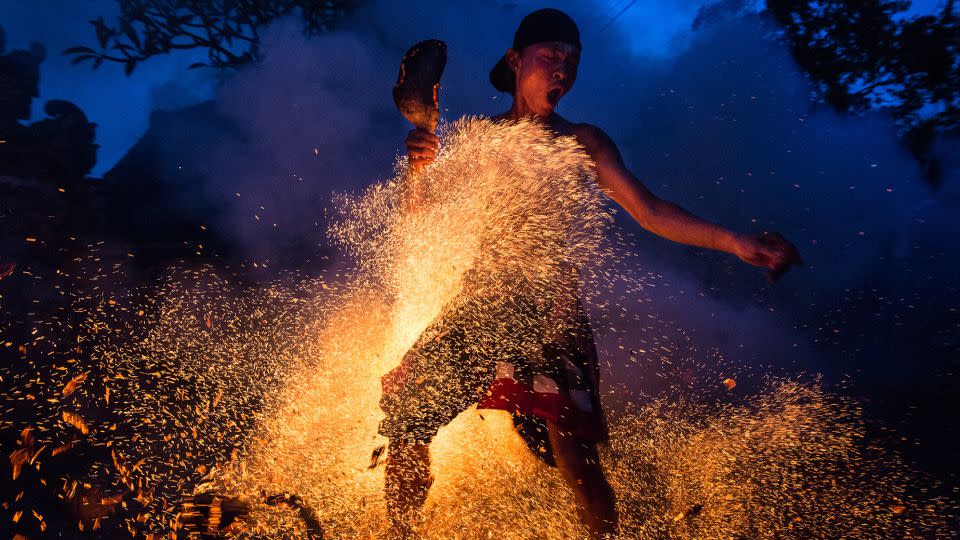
[575,124,801,279]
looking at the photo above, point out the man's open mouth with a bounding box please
[547,88,562,106]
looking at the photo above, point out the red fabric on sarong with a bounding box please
[478,353,608,444]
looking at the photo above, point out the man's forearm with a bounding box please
[401,169,427,216]
[637,198,743,255]
[593,161,743,256]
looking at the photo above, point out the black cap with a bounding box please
[489,8,581,95]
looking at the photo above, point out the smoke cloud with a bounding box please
[177,1,957,390]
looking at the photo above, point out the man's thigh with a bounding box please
[379,320,495,444]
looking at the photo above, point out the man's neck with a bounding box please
[493,100,572,135]
[506,94,550,122]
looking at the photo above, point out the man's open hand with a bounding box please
[734,232,802,281]
[406,128,438,172]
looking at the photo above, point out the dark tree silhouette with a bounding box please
[765,0,959,185]
[64,0,360,74]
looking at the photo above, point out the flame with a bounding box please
[0,118,952,538]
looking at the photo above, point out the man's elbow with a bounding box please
[628,198,662,233]
[599,176,661,231]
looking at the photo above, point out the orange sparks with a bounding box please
[62,372,89,397]
[62,411,90,435]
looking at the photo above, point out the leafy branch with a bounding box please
[765,0,959,184]
[64,0,360,75]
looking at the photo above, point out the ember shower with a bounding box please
[1,118,952,538]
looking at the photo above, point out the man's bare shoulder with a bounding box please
[568,123,619,162]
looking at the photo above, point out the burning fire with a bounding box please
[1,118,953,538]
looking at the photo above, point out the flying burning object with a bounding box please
[393,39,447,132]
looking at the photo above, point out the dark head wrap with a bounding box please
[489,8,581,95]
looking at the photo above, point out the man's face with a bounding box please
[510,41,580,114]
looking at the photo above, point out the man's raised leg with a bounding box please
[547,421,618,538]
[385,439,433,537]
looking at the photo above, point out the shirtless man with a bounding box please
[387,8,801,538]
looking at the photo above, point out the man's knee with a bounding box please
[378,413,439,446]
[387,439,431,472]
